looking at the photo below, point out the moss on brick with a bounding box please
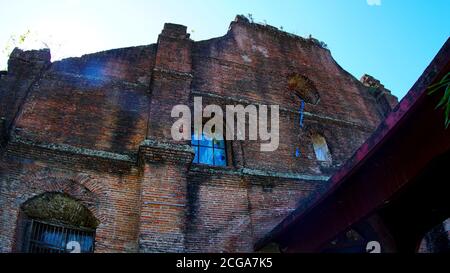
[21,192,99,229]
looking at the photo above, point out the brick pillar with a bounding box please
[137,22,194,252]
[138,140,194,252]
[147,23,193,140]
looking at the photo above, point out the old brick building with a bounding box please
[0,16,397,253]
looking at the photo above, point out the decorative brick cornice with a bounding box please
[189,165,330,182]
[10,133,134,162]
[6,133,135,174]
[241,168,330,181]
[138,139,194,164]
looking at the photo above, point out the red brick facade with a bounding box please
[0,16,397,253]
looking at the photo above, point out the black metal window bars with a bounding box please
[23,219,95,253]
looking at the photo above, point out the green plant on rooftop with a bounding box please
[1,30,31,70]
[428,72,450,129]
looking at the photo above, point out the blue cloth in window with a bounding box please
[193,146,199,163]
[213,138,225,148]
[214,149,227,166]
[67,233,94,252]
[192,132,227,166]
[199,147,214,165]
[42,230,64,248]
[42,230,94,252]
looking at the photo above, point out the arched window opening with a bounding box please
[311,134,332,162]
[288,74,320,105]
[17,192,98,253]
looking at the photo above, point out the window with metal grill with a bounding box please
[23,220,95,253]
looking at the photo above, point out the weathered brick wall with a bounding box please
[192,17,389,126]
[12,45,156,155]
[138,140,194,253]
[185,168,322,252]
[186,169,253,252]
[191,16,391,173]
[147,23,193,141]
[0,16,397,253]
[0,147,142,253]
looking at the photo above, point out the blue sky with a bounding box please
[0,0,448,99]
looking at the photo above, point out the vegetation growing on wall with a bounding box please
[428,72,450,128]
[21,192,99,229]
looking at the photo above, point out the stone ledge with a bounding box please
[8,133,135,164]
[242,168,330,181]
[189,164,242,176]
[189,164,330,182]
[139,139,194,164]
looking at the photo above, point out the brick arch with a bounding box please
[302,123,326,140]
[303,123,330,138]
[303,124,335,153]
[17,171,107,223]
[300,124,333,164]
[20,192,100,228]
[287,73,320,105]
[14,191,100,252]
